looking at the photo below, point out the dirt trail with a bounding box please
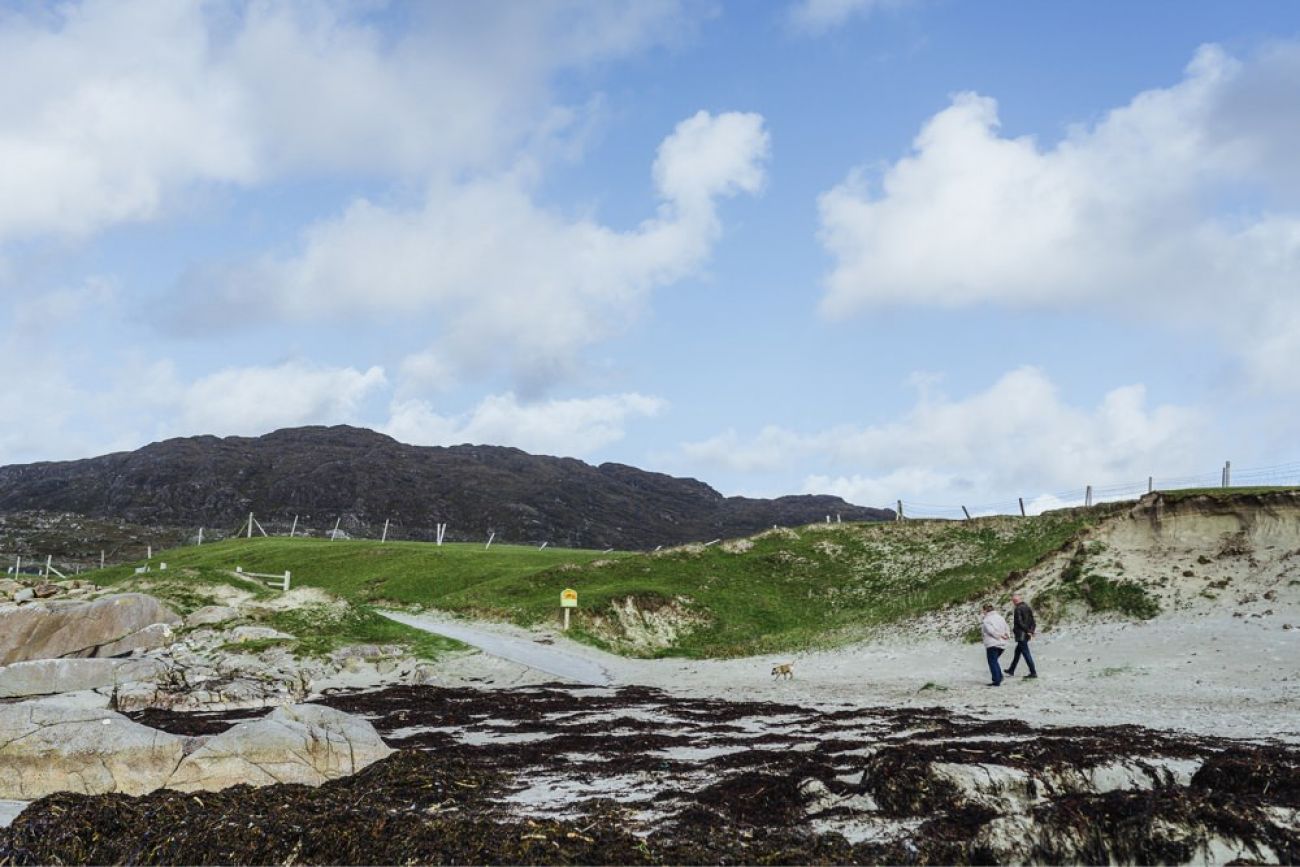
[380,610,615,686]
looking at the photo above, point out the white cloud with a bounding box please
[817,43,1300,391]
[788,0,911,33]
[384,392,666,457]
[170,361,386,438]
[678,367,1206,509]
[0,0,692,243]
[204,110,770,389]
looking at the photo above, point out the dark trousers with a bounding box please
[986,647,1004,685]
[1007,639,1036,675]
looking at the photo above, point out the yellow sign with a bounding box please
[560,588,578,608]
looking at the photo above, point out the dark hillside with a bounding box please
[0,426,891,549]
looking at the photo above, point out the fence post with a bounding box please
[485,531,495,550]
[289,515,298,538]
[1148,476,1153,494]
[197,527,203,546]
[896,500,903,521]
[247,512,254,539]
[44,555,51,578]
[961,506,971,520]
[1085,485,1092,508]
[1224,461,1231,487]
[100,551,104,570]
[1018,498,1026,517]
[283,571,291,592]
[331,517,341,541]
[381,519,389,544]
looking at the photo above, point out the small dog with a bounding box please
[771,662,794,680]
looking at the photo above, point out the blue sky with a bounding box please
[2,0,1299,513]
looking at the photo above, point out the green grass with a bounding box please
[89,538,623,660]
[502,515,1096,657]
[86,515,1099,659]
[1160,486,1300,502]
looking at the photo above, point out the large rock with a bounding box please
[0,699,390,799]
[0,698,186,798]
[0,593,181,664]
[0,657,162,698]
[167,704,393,791]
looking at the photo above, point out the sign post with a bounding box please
[560,588,578,631]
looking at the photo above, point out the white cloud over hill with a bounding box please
[817,43,1300,391]
[204,110,770,390]
[385,392,666,457]
[679,367,1206,508]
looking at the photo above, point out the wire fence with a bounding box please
[897,458,1300,520]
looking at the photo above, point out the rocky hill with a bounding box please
[0,426,891,549]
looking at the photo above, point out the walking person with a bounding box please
[980,603,1010,686]
[1005,593,1038,678]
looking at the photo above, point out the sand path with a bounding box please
[393,606,1300,742]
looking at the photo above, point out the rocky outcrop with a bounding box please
[168,704,393,791]
[0,594,180,665]
[0,698,186,798]
[0,658,162,698]
[0,699,389,800]
[0,425,892,549]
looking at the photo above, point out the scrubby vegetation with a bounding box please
[88,514,1098,658]
[1038,542,1161,622]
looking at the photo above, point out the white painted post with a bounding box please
[539,542,548,550]
[247,512,254,539]
[283,571,291,592]
[44,555,51,578]
[289,515,298,538]
[896,500,904,521]
[147,545,152,560]
[564,608,570,631]
[435,523,446,546]
[381,519,389,544]
[15,556,20,578]
[825,515,830,523]
[331,517,341,541]
[485,532,495,550]
[836,513,842,523]
[253,517,268,537]
[197,527,203,546]
[99,551,104,570]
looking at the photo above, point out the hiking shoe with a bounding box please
[1004,669,1016,676]
[1025,673,1038,679]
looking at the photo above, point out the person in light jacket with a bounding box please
[1005,593,1038,678]
[980,603,1011,686]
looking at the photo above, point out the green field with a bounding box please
[93,514,1097,658]
[91,538,623,660]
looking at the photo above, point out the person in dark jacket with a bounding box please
[1005,593,1038,678]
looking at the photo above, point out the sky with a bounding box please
[2,0,1299,515]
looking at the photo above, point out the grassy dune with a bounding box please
[90,515,1098,658]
